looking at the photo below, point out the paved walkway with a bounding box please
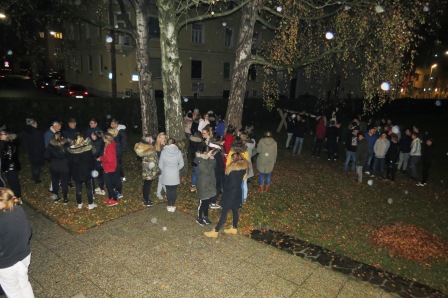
[24,204,397,298]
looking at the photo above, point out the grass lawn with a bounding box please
[20,129,448,294]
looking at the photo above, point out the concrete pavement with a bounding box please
[24,204,396,298]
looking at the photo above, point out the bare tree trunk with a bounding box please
[108,0,117,98]
[134,2,158,137]
[225,1,257,130]
[157,0,185,144]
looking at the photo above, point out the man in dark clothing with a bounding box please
[343,126,359,172]
[20,119,45,183]
[417,137,433,187]
[385,135,400,183]
[326,120,340,161]
[292,115,306,155]
[62,118,79,144]
[355,132,369,184]
[397,128,412,174]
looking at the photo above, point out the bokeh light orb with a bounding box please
[423,5,429,12]
[381,82,390,91]
[375,5,385,13]
[391,125,400,134]
[325,32,334,40]
[387,198,393,204]
[367,180,373,186]
[91,170,99,178]
[435,100,441,107]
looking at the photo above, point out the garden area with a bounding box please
[2,97,447,294]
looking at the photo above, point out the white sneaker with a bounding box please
[94,187,101,193]
[167,206,172,212]
[77,203,83,209]
[88,203,97,210]
[171,206,176,212]
[95,189,106,195]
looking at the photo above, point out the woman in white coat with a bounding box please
[158,138,184,212]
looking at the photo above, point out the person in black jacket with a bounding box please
[397,128,412,174]
[20,118,45,183]
[417,137,433,187]
[0,130,22,199]
[204,152,250,238]
[67,134,96,210]
[45,132,70,203]
[385,135,400,183]
[0,188,34,297]
[326,120,340,161]
[90,131,105,196]
[292,115,306,156]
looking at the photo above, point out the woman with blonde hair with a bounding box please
[0,187,34,297]
[155,132,167,200]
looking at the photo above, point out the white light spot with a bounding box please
[367,180,373,186]
[381,82,390,91]
[91,170,99,178]
[7,50,13,55]
[151,218,157,224]
[435,100,441,107]
[387,198,393,204]
[183,97,188,102]
[106,114,111,119]
[276,6,282,12]
[106,36,113,43]
[375,5,385,13]
[69,106,73,110]
[423,5,429,12]
[162,226,167,231]
[134,125,138,129]
[404,190,409,195]
[316,213,319,217]
[265,153,269,157]
[325,32,334,40]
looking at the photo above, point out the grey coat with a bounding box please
[256,137,277,173]
[194,153,217,200]
[158,144,184,186]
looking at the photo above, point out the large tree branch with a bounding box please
[116,0,137,39]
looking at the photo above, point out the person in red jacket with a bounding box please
[98,133,120,206]
[223,125,235,167]
[313,116,327,158]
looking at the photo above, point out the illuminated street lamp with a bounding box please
[430,64,437,80]
[0,13,6,19]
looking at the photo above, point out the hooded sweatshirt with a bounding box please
[256,137,277,173]
[158,144,184,186]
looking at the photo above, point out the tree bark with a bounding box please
[157,0,185,145]
[134,1,158,137]
[225,1,257,130]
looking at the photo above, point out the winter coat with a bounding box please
[67,139,95,182]
[44,127,58,148]
[189,135,205,167]
[20,126,45,166]
[410,138,421,156]
[134,142,161,180]
[100,142,117,173]
[293,120,306,138]
[256,137,277,173]
[213,148,225,195]
[398,135,412,153]
[326,126,339,143]
[315,119,326,140]
[44,139,70,173]
[356,138,369,166]
[226,144,250,179]
[386,142,400,163]
[221,159,250,209]
[159,144,184,186]
[194,153,217,200]
[364,133,378,150]
[286,117,297,133]
[422,143,433,166]
[0,134,21,172]
[62,127,79,143]
[90,137,105,170]
[114,124,127,156]
[245,139,256,179]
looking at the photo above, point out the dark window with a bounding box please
[223,62,231,80]
[149,58,162,78]
[248,65,256,81]
[191,60,202,79]
[148,17,160,39]
[222,90,230,98]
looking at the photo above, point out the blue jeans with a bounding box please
[293,137,304,155]
[191,166,198,186]
[363,149,374,172]
[258,172,271,185]
[344,151,356,172]
[241,179,248,204]
[373,157,385,177]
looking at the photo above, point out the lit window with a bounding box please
[132,74,139,81]
[38,32,45,38]
[53,32,63,39]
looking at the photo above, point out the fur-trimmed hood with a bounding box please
[49,137,67,147]
[134,142,156,157]
[189,135,203,143]
[230,142,247,153]
[67,138,94,154]
[225,159,250,175]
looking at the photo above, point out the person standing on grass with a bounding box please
[285,113,297,149]
[208,140,225,209]
[194,148,216,226]
[67,134,96,210]
[44,132,70,204]
[343,126,359,173]
[409,132,421,180]
[417,137,433,187]
[397,128,412,174]
[98,133,120,207]
[155,132,167,199]
[326,120,340,161]
[313,116,326,158]
[372,131,390,179]
[44,121,61,148]
[256,131,277,193]
[223,125,236,167]
[134,135,161,207]
[239,131,255,204]
[189,132,205,193]
[86,118,102,140]
[158,138,184,212]
[0,130,22,201]
[90,131,105,196]
[363,125,378,175]
[0,187,34,298]
[20,118,45,184]
[226,136,250,199]
[355,132,369,185]
[292,114,306,156]
[204,152,250,238]
[110,119,127,182]
[385,135,400,183]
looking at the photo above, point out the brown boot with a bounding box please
[204,229,219,238]
[258,185,265,193]
[265,184,270,192]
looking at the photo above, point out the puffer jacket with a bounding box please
[256,137,277,173]
[0,134,21,172]
[134,142,161,180]
[221,159,250,209]
[159,144,184,186]
[194,152,217,200]
[67,139,95,182]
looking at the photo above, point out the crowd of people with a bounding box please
[284,112,434,186]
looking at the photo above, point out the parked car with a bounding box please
[49,79,68,94]
[63,84,89,98]
[0,68,12,79]
[34,75,54,89]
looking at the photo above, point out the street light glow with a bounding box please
[0,13,6,19]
